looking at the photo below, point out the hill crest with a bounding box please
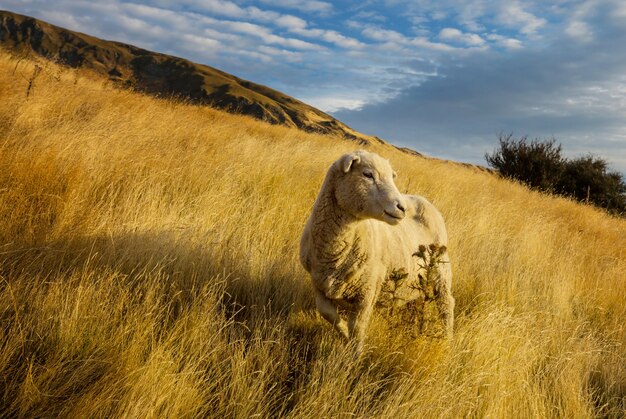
[0,9,377,144]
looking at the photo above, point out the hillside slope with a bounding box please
[0,50,625,417]
[0,9,374,143]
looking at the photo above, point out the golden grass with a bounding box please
[0,51,625,418]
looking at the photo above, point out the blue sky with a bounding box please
[3,0,626,173]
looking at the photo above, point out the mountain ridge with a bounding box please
[0,9,378,144]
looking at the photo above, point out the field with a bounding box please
[1,51,625,417]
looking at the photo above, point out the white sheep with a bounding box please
[300,150,453,351]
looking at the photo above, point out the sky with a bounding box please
[3,0,626,173]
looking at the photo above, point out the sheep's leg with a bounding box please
[315,289,349,339]
[347,305,372,354]
[347,291,376,353]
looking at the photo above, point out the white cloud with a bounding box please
[411,36,458,51]
[431,11,447,21]
[360,26,458,51]
[565,20,593,41]
[162,0,243,18]
[354,10,387,22]
[439,27,485,46]
[142,0,344,54]
[216,20,322,50]
[257,0,333,14]
[303,96,366,112]
[563,0,596,42]
[401,0,489,33]
[181,33,221,50]
[35,10,88,32]
[121,3,324,53]
[361,27,406,43]
[145,0,282,22]
[454,1,488,32]
[317,30,364,49]
[401,0,551,39]
[486,33,523,49]
[497,1,546,36]
[614,0,626,19]
[257,45,303,62]
[245,6,282,21]
[275,14,308,31]
[275,15,364,49]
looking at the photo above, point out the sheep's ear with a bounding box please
[392,171,398,178]
[340,153,360,173]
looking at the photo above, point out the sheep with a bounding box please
[299,150,453,351]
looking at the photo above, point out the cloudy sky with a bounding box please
[3,0,626,172]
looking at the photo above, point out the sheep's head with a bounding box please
[333,150,407,225]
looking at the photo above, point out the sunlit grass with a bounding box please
[1,51,624,417]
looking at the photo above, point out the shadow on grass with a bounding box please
[0,229,350,416]
[2,229,313,318]
[0,230,448,417]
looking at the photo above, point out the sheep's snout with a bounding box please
[382,194,407,224]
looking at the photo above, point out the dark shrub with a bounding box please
[485,134,626,216]
[557,156,626,214]
[485,134,563,192]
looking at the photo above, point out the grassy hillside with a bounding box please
[0,10,373,142]
[0,50,625,417]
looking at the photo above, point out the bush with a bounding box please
[486,134,626,215]
[485,134,564,192]
[557,156,626,213]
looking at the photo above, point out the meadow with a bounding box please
[0,51,624,417]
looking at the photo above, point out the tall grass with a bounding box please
[0,51,624,417]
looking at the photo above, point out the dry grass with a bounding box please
[0,50,625,418]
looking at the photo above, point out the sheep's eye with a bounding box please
[363,171,374,179]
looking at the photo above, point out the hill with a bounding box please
[0,9,374,143]
[1,43,625,416]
